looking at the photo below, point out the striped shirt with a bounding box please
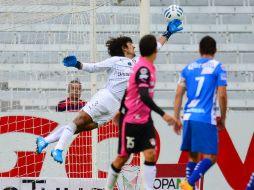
[82,56,135,101]
[56,98,87,112]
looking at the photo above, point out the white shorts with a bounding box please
[81,89,120,126]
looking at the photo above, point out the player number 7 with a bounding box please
[195,76,205,97]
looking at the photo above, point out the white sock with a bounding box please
[44,126,65,143]
[144,164,156,190]
[105,164,120,190]
[54,123,77,150]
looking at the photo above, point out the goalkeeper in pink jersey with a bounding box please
[36,20,183,164]
[105,34,179,190]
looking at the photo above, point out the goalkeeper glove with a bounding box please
[162,19,183,40]
[63,55,82,70]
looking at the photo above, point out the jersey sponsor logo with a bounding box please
[188,62,216,70]
[186,108,205,113]
[118,72,130,77]
[139,74,149,80]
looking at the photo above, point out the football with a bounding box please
[164,4,184,22]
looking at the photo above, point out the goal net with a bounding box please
[0,0,142,188]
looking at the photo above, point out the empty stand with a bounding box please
[0,1,254,111]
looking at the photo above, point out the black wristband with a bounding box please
[76,61,82,70]
[162,31,172,40]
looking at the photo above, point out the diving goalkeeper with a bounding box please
[36,19,183,164]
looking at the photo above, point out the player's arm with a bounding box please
[139,88,176,125]
[113,91,127,126]
[136,67,176,125]
[112,111,121,126]
[81,58,115,73]
[217,86,227,127]
[62,56,114,72]
[216,64,228,129]
[135,67,164,116]
[139,87,165,116]
[174,78,186,120]
[173,76,186,134]
[158,19,183,47]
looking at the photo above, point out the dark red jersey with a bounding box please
[56,98,86,112]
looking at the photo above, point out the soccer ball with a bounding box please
[164,5,184,22]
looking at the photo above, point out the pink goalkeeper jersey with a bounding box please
[123,57,156,124]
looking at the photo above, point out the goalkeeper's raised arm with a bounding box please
[62,19,183,71]
[158,19,183,48]
[63,55,117,73]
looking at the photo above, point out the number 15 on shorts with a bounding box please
[126,136,135,149]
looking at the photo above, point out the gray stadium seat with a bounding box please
[215,52,239,64]
[242,53,254,63]
[232,33,254,44]
[185,13,217,24]
[214,0,244,6]
[195,33,228,44]
[171,52,199,64]
[222,14,252,24]
[178,0,210,6]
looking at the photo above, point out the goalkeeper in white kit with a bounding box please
[36,19,183,164]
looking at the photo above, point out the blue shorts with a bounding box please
[181,120,218,155]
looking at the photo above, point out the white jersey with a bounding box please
[82,56,135,101]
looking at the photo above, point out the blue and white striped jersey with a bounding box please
[180,58,227,125]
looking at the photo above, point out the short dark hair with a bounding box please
[139,34,157,56]
[106,36,133,56]
[199,36,217,55]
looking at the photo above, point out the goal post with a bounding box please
[89,0,98,179]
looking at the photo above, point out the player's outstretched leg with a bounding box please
[36,137,48,154]
[36,126,66,154]
[50,111,94,164]
[50,122,77,164]
[51,149,63,164]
